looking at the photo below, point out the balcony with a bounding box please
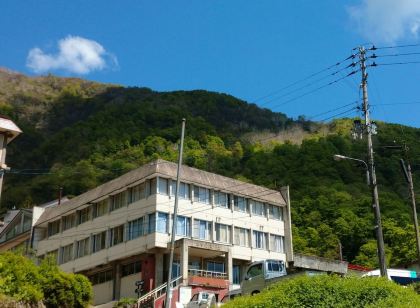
[188,269,229,289]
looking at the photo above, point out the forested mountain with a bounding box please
[1,68,420,269]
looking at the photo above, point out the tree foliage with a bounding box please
[0,252,92,307]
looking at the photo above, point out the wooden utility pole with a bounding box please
[359,46,388,277]
[400,157,420,266]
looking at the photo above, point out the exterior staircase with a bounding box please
[137,276,182,308]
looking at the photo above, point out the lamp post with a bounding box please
[333,155,370,185]
[334,154,387,276]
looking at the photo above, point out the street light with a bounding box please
[334,153,387,276]
[333,154,369,185]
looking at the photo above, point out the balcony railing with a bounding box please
[188,269,228,279]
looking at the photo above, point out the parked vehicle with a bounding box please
[241,259,287,295]
[363,268,420,285]
[186,291,217,308]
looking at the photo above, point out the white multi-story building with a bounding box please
[32,159,293,305]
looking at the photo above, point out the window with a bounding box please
[234,196,248,212]
[76,237,90,258]
[158,177,169,195]
[252,201,266,217]
[150,178,157,195]
[176,216,191,236]
[247,263,263,278]
[206,261,224,273]
[89,270,113,285]
[252,231,267,249]
[62,214,76,231]
[23,215,32,232]
[233,265,241,284]
[48,220,61,236]
[131,182,146,203]
[194,186,210,204]
[61,243,73,264]
[214,191,229,208]
[171,181,190,199]
[122,261,142,277]
[78,207,91,224]
[111,192,126,211]
[267,260,285,273]
[234,227,249,247]
[270,235,285,253]
[110,225,124,246]
[93,200,108,218]
[92,231,106,253]
[269,205,283,220]
[128,217,145,240]
[148,212,168,233]
[193,219,212,240]
[216,223,231,243]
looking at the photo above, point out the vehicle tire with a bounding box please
[251,291,260,296]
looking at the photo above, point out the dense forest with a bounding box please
[1,68,420,269]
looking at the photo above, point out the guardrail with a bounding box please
[137,276,182,308]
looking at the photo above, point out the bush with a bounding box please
[0,252,43,303]
[224,275,420,308]
[39,257,92,308]
[0,252,92,307]
[113,297,137,307]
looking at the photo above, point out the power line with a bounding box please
[369,43,420,50]
[268,69,359,110]
[369,51,420,59]
[260,63,359,107]
[319,107,358,123]
[249,53,358,104]
[370,61,420,67]
[307,101,359,120]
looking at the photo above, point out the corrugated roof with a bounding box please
[35,159,286,226]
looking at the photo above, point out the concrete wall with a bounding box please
[93,281,113,305]
[120,273,141,299]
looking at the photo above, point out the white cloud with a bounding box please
[348,0,420,43]
[27,36,118,74]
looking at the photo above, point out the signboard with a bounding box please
[178,286,192,305]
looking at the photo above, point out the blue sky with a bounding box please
[1,0,420,128]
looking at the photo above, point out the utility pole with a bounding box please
[400,155,420,266]
[359,46,388,277]
[165,118,186,308]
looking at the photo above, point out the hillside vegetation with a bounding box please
[1,69,420,268]
[224,275,420,308]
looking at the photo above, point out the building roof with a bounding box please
[0,208,32,237]
[35,159,287,226]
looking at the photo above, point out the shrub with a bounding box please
[0,252,43,303]
[224,275,420,308]
[39,257,92,308]
[0,252,92,307]
[113,297,138,307]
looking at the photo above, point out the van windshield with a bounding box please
[247,263,263,278]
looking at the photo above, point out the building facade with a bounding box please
[32,160,293,305]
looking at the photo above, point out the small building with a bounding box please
[0,197,69,253]
[32,159,293,306]
[0,208,33,252]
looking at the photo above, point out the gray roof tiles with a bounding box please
[35,159,286,226]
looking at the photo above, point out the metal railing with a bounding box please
[137,276,182,307]
[188,269,228,279]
